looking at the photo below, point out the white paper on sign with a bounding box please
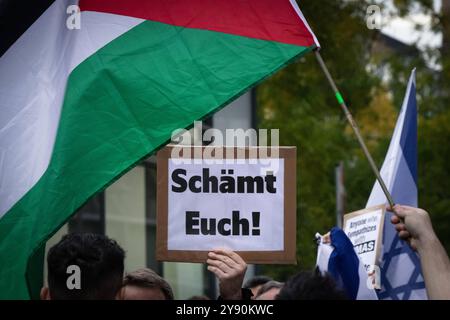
[344,208,383,271]
[167,159,285,251]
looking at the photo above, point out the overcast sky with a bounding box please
[381,0,442,49]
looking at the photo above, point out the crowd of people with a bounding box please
[40,205,450,300]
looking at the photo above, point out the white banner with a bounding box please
[343,205,385,272]
[167,159,285,251]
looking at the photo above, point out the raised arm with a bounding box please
[391,205,450,300]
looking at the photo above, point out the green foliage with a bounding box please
[419,109,450,251]
[378,0,450,253]
[258,0,450,281]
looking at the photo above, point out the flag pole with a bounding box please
[314,50,395,208]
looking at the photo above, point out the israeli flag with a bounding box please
[316,228,378,300]
[366,69,428,300]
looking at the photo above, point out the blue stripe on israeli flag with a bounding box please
[366,69,427,300]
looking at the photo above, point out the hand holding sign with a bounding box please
[207,249,247,300]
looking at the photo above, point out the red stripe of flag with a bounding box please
[79,0,317,47]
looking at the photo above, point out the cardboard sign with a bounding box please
[156,145,297,264]
[343,204,385,272]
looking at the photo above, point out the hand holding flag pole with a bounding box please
[314,50,395,209]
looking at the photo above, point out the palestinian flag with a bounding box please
[0,0,319,299]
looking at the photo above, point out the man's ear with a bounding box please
[40,287,51,300]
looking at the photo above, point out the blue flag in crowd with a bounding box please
[366,69,427,300]
[316,228,378,300]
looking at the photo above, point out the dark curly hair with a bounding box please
[47,233,125,300]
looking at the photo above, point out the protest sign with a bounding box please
[156,145,296,264]
[343,205,385,274]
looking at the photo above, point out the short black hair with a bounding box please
[47,233,125,300]
[244,275,273,289]
[276,268,348,300]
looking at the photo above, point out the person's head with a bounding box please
[276,269,348,300]
[42,233,125,300]
[120,268,174,300]
[188,295,211,300]
[244,275,273,297]
[255,280,283,300]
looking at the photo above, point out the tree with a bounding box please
[379,0,450,252]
